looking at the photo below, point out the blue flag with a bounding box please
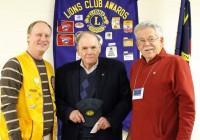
[175,0,191,62]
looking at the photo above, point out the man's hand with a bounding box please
[96,117,111,130]
[69,110,85,123]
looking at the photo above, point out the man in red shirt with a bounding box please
[127,21,195,140]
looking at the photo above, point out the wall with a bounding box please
[0,0,55,67]
[0,0,199,139]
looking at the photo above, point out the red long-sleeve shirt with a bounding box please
[130,49,195,140]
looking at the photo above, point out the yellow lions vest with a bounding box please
[0,52,57,140]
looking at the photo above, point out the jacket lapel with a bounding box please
[71,61,80,102]
[96,59,106,98]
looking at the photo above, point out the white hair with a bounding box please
[134,21,163,38]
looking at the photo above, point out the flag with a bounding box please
[175,0,191,62]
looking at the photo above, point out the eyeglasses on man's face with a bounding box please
[137,36,159,45]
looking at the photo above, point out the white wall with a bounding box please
[0,0,55,67]
[0,0,199,139]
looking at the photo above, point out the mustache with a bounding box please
[142,47,155,51]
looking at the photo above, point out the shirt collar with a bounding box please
[80,60,99,74]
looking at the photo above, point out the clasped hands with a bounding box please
[69,110,111,131]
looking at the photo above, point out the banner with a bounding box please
[175,0,191,62]
[53,0,139,135]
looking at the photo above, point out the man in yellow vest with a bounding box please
[0,20,57,140]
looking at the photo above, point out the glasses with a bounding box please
[137,36,159,45]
